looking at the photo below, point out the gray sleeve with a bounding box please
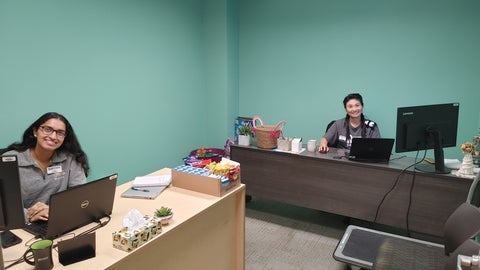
[323,121,340,146]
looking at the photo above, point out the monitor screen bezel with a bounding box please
[0,155,26,231]
[395,102,460,174]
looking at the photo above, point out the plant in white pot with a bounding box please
[237,125,252,146]
[155,206,173,225]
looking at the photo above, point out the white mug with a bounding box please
[307,139,317,152]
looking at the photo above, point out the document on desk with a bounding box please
[132,174,172,187]
[121,186,167,200]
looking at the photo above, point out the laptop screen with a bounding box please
[25,173,118,239]
[348,138,395,163]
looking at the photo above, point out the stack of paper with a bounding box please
[444,159,462,170]
[132,174,172,187]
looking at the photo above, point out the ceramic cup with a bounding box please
[23,239,54,270]
[307,139,317,152]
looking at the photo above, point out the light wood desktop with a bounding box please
[230,145,472,238]
[2,168,246,270]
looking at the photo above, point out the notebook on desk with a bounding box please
[121,186,167,199]
[24,173,118,240]
[348,138,395,163]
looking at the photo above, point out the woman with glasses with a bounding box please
[319,93,381,153]
[2,112,89,223]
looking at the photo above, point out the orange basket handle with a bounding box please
[273,120,286,131]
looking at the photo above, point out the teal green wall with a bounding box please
[238,0,480,159]
[0,0,234,184]
[202,0,239,146]
[1,1,479,185]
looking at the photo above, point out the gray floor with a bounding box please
[244,195,449,270]
[245,197,352,270]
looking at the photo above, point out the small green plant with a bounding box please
[238,125,252,136]
[155,206,173,217]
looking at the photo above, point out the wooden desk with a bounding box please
[230,145,472,237]
[2,168,246,270]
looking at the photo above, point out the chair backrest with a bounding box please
[325,120,337,147]
[443,203,480,255]
[326,120,335,133]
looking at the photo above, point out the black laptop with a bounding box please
[24,173,118,240]
[348,138,395,163]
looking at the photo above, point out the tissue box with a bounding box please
[112,216,162,252]
[172,160,241,197]
[291,138,302,153]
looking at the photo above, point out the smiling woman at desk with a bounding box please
[2,112,89,223]
[319,93,381,153]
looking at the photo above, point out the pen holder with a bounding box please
[277,137,292,151]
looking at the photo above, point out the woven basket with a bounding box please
[252,116,286,149]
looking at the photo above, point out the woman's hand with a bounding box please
[318,145,329,153]
[318,138,329,153]
[27,202,49,222]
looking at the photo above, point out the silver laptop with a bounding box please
[348,138,395,163]
[24,173,118,240]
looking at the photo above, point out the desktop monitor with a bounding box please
[0,155,25,230]
[395,102,460,174]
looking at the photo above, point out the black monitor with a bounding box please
[395,102,460,174]
[0,155,25,230]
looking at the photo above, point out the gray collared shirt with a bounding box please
[324,118,381,149]
[2,149,86,209]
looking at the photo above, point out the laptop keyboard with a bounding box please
[24,221,49,239]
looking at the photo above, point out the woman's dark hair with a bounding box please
[342,93,367,138]
[7,112,90,176]
[343,93,364,108]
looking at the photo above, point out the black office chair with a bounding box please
[334,203,480,270]
[326,120,335,132]
[325,120,337,147]
[371,203,480,270]
[444,239,480,270]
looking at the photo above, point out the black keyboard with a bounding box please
[24,221,49,239]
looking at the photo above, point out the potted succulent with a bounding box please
[155,206,173,225]
[237,125,252,146]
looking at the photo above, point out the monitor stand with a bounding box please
[415,131,451,174]
[415,162,451,174]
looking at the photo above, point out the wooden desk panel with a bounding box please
[230,145,471,237]
[2,168,245,270]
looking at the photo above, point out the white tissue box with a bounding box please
[291,138,302,153]
[112,216,162,252]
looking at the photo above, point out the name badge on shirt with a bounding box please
[47,165,62,175]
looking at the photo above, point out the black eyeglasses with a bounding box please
[38,126,66,138]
